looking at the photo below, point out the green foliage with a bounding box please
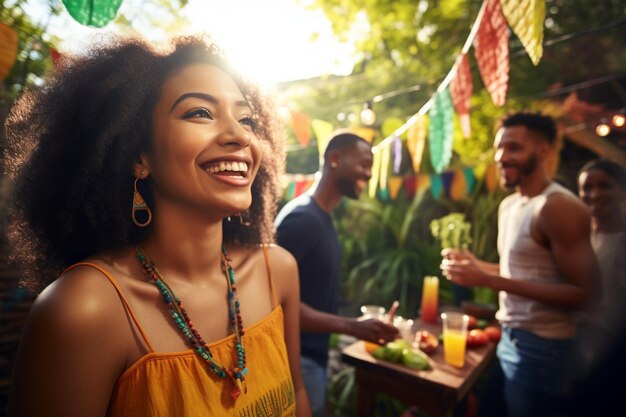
[429,212,472,250]
[334,191,457,319]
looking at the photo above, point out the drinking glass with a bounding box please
[441,311,469,367]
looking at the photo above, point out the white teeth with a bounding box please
[205,161,249,174]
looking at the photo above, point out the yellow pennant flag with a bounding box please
[406,115,428,173]
[485,162,500,192]
[388,176,403,200]
[311,119,334,161]
[368,149,382,199]
[379,142,391,192]
[417,173,431,195]
[500,0,545,65]
[353,127,376,143]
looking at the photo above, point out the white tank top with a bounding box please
[496,182,577,339]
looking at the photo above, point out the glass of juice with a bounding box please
[360,305,387,353]
[441,311,469,368]
[420,276,439,323]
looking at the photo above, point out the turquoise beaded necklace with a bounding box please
[136,245,248,400]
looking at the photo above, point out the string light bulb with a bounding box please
[595,119,611,137]
[360,101,376,126]
[612,110,625,127]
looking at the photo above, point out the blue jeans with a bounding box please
[497,327,577,417]
[301,356,327,417]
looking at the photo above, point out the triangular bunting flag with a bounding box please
[49,47,63,67]
[430,174,444,200]
[441,171,456,199]
[62,0,123,28]
[368,149,382,199]
[450,170,468,201]
[449,53,473,138]
[500,0,545,65]
[474,0,509,106]
[388,176,403,200]
[353,127,376,143]
[392,136,402,174]
[464,167,476,194]
[0,23,18,80]
[403,176,417,200]
[417,174,431,196]
[485,162,500,192]
[379,142,391,193]
[311,118,334,161]
[407,116,428,173]
[285,181,296,200]
[290,110,312,147]
[428,88,455,173]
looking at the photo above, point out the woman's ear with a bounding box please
[133,155,150,179]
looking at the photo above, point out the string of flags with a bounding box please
[281,0,546,202]
[283,161,501,202]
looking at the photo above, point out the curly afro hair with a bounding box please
[3,34,286,290]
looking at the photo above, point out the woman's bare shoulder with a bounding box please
[28,261,130,339]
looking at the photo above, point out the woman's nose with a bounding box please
[218,118,252,148]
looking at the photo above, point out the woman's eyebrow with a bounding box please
[170,92,251,112]
[170,92,218,111]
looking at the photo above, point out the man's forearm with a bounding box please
[485,274,586,307]
[299,302,354,334]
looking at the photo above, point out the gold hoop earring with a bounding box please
[132,177,152,227]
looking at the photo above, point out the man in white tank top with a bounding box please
[441,112,599,417]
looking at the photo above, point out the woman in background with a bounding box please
[577,158,626,322]
[5,34,310,417]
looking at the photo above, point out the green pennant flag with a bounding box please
[62,0,123,28]
[428,87,454,173]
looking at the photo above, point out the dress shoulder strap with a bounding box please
[261,245,278,309]
[63,262,156,352]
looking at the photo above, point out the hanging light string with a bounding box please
[281,15,626,155]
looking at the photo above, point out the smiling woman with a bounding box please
[4,34,311,417]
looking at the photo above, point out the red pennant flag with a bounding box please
[403,176,417,200]
[49,47,63,67]
[449,53,473,138]
[474,0,509,106]
[294,179,309,198]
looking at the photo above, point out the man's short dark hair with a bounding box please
[501,112,557,145]
[323,132,370,161]
[579,158,626,191]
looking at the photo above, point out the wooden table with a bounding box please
[341,319,497,417]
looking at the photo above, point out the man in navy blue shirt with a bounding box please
[275,131,398,417]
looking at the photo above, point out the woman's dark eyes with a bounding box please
[183,108,213,119]
[239,116,257,129]
[182,109,257,129]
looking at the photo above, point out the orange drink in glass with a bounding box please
[420,276,439,323]
[441,312,469,368]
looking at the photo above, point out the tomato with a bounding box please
[467,315,478,330]
[414,330,439,355]
[484,326,502,342]
[466,329,489,348]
